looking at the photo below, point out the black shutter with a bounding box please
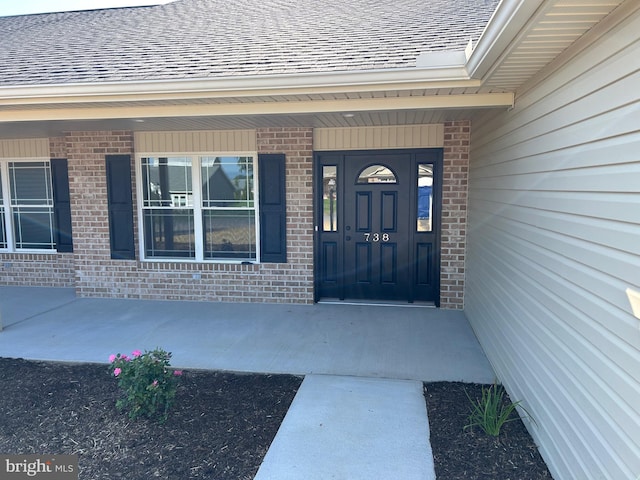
[259,153,287,263]
[106,155,135,260]
[51,159,73,253]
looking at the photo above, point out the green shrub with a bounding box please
[108,348,182,422]
[464,383,534,436]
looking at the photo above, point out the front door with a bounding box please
[315,149,442,304]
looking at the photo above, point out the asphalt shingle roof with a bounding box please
[0,0,499,86]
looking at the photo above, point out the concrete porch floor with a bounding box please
[0,286,496,479]
[0,286,494,383]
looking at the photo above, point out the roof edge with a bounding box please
[465,0,545,80]
[0,66,477,103]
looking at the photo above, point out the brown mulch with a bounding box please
[425,382,552,480]
[0,358,552,479]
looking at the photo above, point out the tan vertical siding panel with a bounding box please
[313,125,444,150]
[0,138,50,158]
[134,130,257,153]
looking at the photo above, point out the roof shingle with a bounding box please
[0,0,499,86]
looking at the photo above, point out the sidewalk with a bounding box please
[0,286,495,479]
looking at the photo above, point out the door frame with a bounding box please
[313,148,443,305]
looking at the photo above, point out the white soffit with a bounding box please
[472,0,626,91]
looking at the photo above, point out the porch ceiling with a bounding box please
[0,0,626,139]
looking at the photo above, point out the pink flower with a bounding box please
[152,380,158,387]
[173,370,183,376]
[113,367,122,377]
[108,354,117,363]
[132,350,142,358]
[121,355,130,362]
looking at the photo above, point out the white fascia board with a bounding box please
[465,0,545,80]
[0,66,476,104]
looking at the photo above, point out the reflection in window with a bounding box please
[203,210,255,259]
[141,157,195,258]
[322,166,337,231]
[201,156,255,259]
[417,163,433,232]
[140,155,257,261]
[201,156,254,208]
[356,164,397,184]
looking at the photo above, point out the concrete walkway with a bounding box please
[0,286,495,479]
[255,375,435,480]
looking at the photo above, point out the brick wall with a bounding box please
[64,128,315,304]
[65,131,137,296]
[0,137,75,287]
[125,127,315,303]
[440,121,470,309]
[2,125,466,308]
[0,253,75,287]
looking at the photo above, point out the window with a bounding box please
[417,163,433,232]
[356,164,397,184]
[322,165,337,232]
[139,155,257,261]
[0,161,57,251]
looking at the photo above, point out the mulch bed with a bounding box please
[425,382,552,480]
[0,358,552,479]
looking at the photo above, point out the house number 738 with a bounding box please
[364,233,390,242]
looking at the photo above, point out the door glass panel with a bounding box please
[322,166,338,231]
[0,170,5,248]
[417,163,433,232]
[356,164,397,184]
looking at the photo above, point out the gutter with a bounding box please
[0,65,477,104]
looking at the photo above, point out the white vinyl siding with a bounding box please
[465,4,640,480]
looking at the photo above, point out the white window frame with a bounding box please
[135,152,260,263]
[0,158,57,253]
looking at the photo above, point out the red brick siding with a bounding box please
[0,137,75,287]
[440,121,470,309]
[64,131,136,296]
[2,125,467,308]
[59,128,315,304]
[0,253,75,287]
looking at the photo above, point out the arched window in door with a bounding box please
[356,164,397,184]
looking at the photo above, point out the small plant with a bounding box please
[464,383,535,436]
[108,348,183,422]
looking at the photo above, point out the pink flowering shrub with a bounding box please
[108,348,182,421]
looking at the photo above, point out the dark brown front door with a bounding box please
[315,149,442,304]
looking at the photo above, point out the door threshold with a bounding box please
[317,298,436,308]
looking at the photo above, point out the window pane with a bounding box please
[417,163,433,232]
[143,209,195,258]
[8,162,55,250]
[201,156,254,208]
[141,157,192,207]
[0,211,6,249]
[203,210,256,260]
[9,162,52,206]
[13,208,55,249]
[0,171,4,248]
[357,164,397,184]
[322,165,338,232]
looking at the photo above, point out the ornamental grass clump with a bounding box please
[464,383,535,437]
[108,348,182,422]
